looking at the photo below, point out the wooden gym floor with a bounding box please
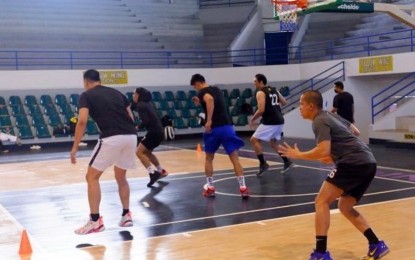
[0,139,414,260]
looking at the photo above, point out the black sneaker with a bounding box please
[281,160,294,174]
[257,162,269,176]
[147,171,161,187]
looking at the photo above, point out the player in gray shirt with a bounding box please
[279,90,389,260]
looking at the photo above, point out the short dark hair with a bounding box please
[83,69,101,82]
[190,74,205,85]
[302,90,323,109]
[255,74,267,85]
[334,81,344,90]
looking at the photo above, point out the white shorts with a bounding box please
[0,133,17,142]
[252,124,284,141]
[89,134,137,172]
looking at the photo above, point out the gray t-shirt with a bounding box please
[312,111,376,165]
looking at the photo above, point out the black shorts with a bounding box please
[140,131,163,151]
[326,163,376,201]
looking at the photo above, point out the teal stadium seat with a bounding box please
[173,101,183,110]
[184,99,196,109]
[28,105,42,116]
[152,91,163,101]
[48,114,62,126]
[250,96,257,107]
[69,94,80,106]
[230,89,240,99]
[173,117,187,129]
[9,96,23,107]
[59,104,73,115]
[235,115,248,126]
[0,96,6,106]
[188,90,197,98]
[176,91,187,101]
[230,106,239,117]
[166,109,177,118]
[241,88,253,99]
[11,105,26,116]
[0,116,12,127]
[15,115,29,127]
[32,115,46,127]
[36,125,51,138]
[24,95,38,106]
[0,106,9,116]
[188,117,200,128]
[235,97,245,107]
[44,105,58,116]
[159,100,170,110]
[181,109,191,118]
[221,89,229,100]
[126,92,133,102]
[165,91,175,101]
[40,95,53,106]
[86,121,100,135]
[18,126,34,139]
[55,94,68,106]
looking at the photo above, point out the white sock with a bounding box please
[238,176,246,188]
[156,165,163,172]
[147,166,155,174]
[207,177,214,187]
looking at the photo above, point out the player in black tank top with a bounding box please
[249,74,293,176]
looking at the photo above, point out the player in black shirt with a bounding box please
[70,69,137,235]
[133,87,168,187]
[331,81,355,123]
[249,74,293,176]
[190,74,249,198]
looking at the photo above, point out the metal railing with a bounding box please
[282,61,345,113]
[0,29,413,70]
[371,72,415,124]
[199,0,256,8]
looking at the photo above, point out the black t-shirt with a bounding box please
[260,86,284,125]
[197,86,232,128]
[136,102,163,133]
[333,91,354,123]
[78,85,136,138]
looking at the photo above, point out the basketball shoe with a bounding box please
[75,216,105,235]
[147,171,161,187]
[119,211,133,227]
[257,162,269,176]
[202,186,215,197]
[309,250,332,260]
[365,241,390,259]
[281,160,294,174]
[240,186,250,199]
[159,169,169,179]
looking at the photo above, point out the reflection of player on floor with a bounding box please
[190,74,249,198]
[70,69,137,235]
[279,90,389,260]
[249,74,293,176]
[132,87,167,187]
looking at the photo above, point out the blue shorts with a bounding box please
[203,125,244,155]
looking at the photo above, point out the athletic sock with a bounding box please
[237,176,246,188]
[156,165,163,172]
[122,209,129,216]
[90,213,100,222]
[279,153,289,164]
[364,228,380,244]
[257,154,266,165]
[207,177,214,187]
[315,236,327,253]
[147,166,155,174]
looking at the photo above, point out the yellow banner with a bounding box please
[100,70,128,85]
[404,133,415,140]
[359,56,393,73]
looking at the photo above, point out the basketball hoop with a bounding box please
[272,0,308,31]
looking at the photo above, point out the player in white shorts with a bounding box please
[70,69,137,235]
[249,74,293,176]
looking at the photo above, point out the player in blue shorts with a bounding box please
[190,74,249,198]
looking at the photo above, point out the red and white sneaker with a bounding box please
[75,216,105,235]
[202,185,216,197]
[159,169,169,179]
[240,186,250,199]
[119,211,133,227]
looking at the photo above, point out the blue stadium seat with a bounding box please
[188,117,200,128]
[177,91,187,101]
[24,95,38,106]
[15,115,30,127]
[32,115,46,127]
[69,94,80,106]
[165,91,175,101]
[55,94,68,106]
[173,117,187,129]
[36,125,51,138]
[0,97,5,106]
[0,106,9,116]
[181,109,191,118]
[0,116,12,127]
[28,105,42,116]
[44,105,59,116]
[9,96,23,107]
[40,95,53,106]
[11,105,26,116]
[18,126,34,139]
[48,114,62,126]
[152,91,163,101]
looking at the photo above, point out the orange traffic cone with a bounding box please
[196,143,203,153]
[18,229,33,255]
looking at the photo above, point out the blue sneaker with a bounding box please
[309,250,332,260]
[366,241,390,259]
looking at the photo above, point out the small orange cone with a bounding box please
[196,143,202,153]
[18,229,33,255]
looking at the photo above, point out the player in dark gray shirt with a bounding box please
[279,90,389,260]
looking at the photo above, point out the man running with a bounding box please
[279,90,389,260]
[70,69,137,234]
[249,74,293,176]
[190,74,249,198]
[132,87,167,187]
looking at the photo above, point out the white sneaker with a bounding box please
[119,211,133,227]
[74,216,105,235]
